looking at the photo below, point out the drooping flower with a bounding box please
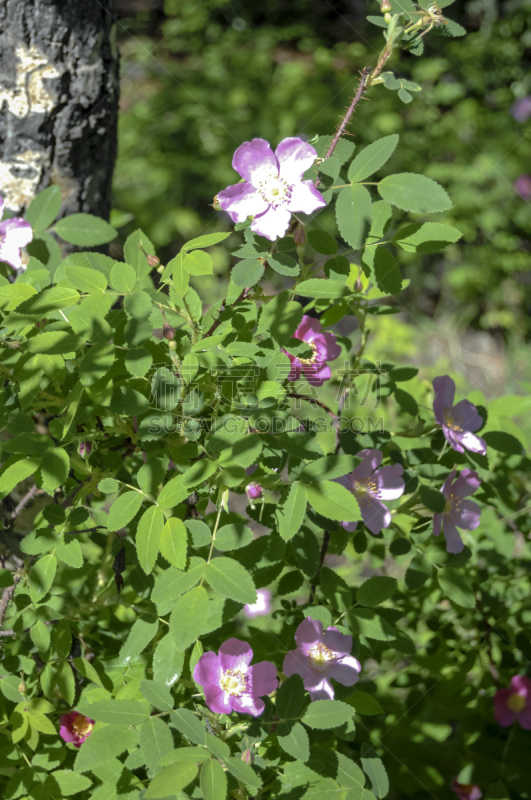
[433,469,481,554]
[334,449,405,536]
[194,638,277,717]
[217,137,326,241]
[283,617,361,701]
[244,588,272,619]
[451,779,482,800]
[493,675,531,729]
[246,482,263,500]
[0,197,33,270]
[285,315,341,387]
[511,96,531,123]
[515,174,531,201]
[59,711,95,748]
[433,376,486,456]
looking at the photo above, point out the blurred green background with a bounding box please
[112,0,531,402]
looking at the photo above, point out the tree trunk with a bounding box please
[0,0,119,220]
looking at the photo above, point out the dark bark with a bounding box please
[0,0,119,219]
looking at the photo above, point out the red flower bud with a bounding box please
[381,0,392,12]
[163,323,175,340]
[294,225,306,246]
[146,254,160,267]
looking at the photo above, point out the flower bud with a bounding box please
[163,322,175,340]
[18,681,27,694]
[241,749,253,765]
[355,276,363,292]
[78,441,92,457]
[146,254,160,267]
[381,0,392,12]
[293,225,306,246]
[384,12,392,22]
[246,482,263,500]
[168,340,177,351]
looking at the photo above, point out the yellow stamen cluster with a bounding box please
[72,714,93,737]
[257,174,293,209]
[507,693,526,713]
[308,643,334,674]
[220,668,248,697]
[298,340,319,365]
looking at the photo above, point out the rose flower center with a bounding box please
[72,714,93,737]
[354,478,377,500]
[258,174,293,208]
[508,692,526,713]
[298,340,319,365]
[308,643,334,674]
[443,409,463,433]
[220,668,247,697]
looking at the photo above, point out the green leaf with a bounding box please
[145,763,198,798]
[183,249,213,275]
[224,757,262,788]
[394,221,462,253]
[25,331,84,355]
[136,505,164,574]
[205,733,230,761]
[277,721,310,762]
[336,184,373,250]
[419,485,445,513]
[0,457,39,496]
[139,717,174,772]
[348,691,384,716]
[169,586,210,650]
[305,481,361,522]
[302,699,353,730]
[17,286,79,315]
[30,620,51,652]
[160,517,187,569]
[215,523,253,551]
[483,431,523,455]
[373,247,402,295]
[348,135,399,183]
[110,262,137,293]
[170,708,206,745]
[107,491,144,532]
[296,278,347,299]
[125,347,153,378]
[124,290,152,319]
[357,577,397,607]
[182,232,231,251]
[27,708,57,734]
[158,746,210,767]
[152,564,206,615]
[74,725,133,772]
[378,173,451,213]
[360,754,389,798]
[86,700,150,727]
[307,230,338,255]
[277,482,307,542]
[29,554,57,601]
[348,608,397,641]
[438,567,476,609]
[40,447,69,492]
[256,290,303,345]
[140,679,174,712]
[118,617,158,664]
[276,674,305,719]
[267,252,300,276]
[98,478,120,493]
[201,758,228,800]
[64,266,107,293]
[56,660,76,705]
[79,343,115,387]
[232,259,264,287]
[55,213,117,246]
[47,770,92,796]
[206,557,257,604]
[153,635,185,687]
[25,185,62,230]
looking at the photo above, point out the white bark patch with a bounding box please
[0,44,62,118]
[0,149,49,210]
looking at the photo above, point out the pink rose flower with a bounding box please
[194,638,277,717]
[244,588,272,618]
[59,711,95,748]
[433,468,481,555]
[493,675,531,729]
[433,375,486,456]
[451,779,482,800]
[217,137,325,241]
[0,197,33,270]
[283,617,361,701]
[246,482,263,500]
[285,315,341,387]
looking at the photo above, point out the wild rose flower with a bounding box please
[286,315,341,387]
[334,449,405,536]
[59,711,95,748]
[493,675,531,729]
[451,779,482,800]
[433,468,481,554]
[511,96,531,123]
[515,174,531,201]
[283,617,361,701]
[244,588,272,618]
[433,375,486,456]
[217,137,326,241]
[194,638,277,716]
[0,197,33,270]
[246,482,263,500]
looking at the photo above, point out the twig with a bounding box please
[309,531,331,603]
[204,287,251,339]
[61,479,89,510]
[287,393,338,420]
[324,67,372,161]
[0,576,20,631]
[10,485,40,519]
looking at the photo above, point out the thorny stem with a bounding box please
[323,67,372,162]
[287,393,338,420]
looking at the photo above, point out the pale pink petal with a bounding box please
[217,182,269,223]
[457,430,487,455]
[442,519,464,554]
[446,429,465,454]
[219,638,253,672]
[276,137,319,182]
[251,206,292,241]
[286,180,326,215]
[283,648,313,681]
[433,375,455,425]
[0,218,33,248]
[511,675,531,696]
[453,469,481,499]
[306,677,335,701]
[204,685,232,715]
[360,495,391,536]
[351,449,383,481]
[376,464,405,501]
[248,661,278,697]
[231,694,265,717]
[340,520,358,533]
[322,628,353,657]
[287,362,302,382]
[0,243,23,269]
[453,399,484,433]
[328,657,361,686]
[232,138,278,183]
[295,315,323,341]
[193,651,221,686]
[456,500,481,530]
[493,704,516,727]
[493,688,511,708]
[295,617,323,653]
[321,331,341,361]
[517,710,531,729]
[303,362,331,386]
[0,197,5,217]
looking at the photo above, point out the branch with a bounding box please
[0,576,20,631]
[324,67,372,161]
[10,484,40,519]
[287,393,338,420]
